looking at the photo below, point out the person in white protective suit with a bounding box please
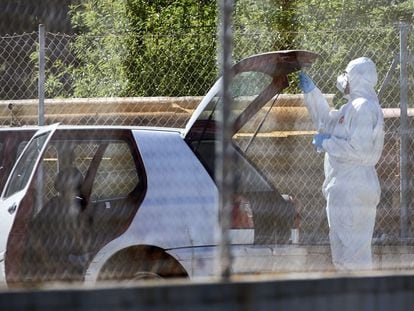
[298,57,384,271]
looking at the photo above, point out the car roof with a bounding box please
[0,124,183,134]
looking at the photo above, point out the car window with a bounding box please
[35,142,98,201]
[16,141,29,157]
[0,135,31,194]
[90,141,139,201]
[187,69,279,183]
[41,145,59,200]
[38,140,139,202]
[4,133,48,198]
[73,143,99,176]
[195,72,272,127]
[193,140,272,192]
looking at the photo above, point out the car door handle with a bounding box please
[8,203,17,214]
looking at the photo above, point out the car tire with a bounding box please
[97,246,187,283]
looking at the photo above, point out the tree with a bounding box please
[65,0,217,97]
[292,0,414,107]
[66,0,129,97]
[232,0,301,60]
[124,0,217,96]
[62,0,413,100]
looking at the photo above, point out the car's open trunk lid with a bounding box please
[183,50,319,140]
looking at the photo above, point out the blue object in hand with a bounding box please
[312,133,331,152]
[299,72,316,93]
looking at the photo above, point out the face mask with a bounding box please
[336,73,349,94]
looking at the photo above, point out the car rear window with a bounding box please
[40,139,140,203]
[195,72,272,127]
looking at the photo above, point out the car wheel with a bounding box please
[97,246,187,283]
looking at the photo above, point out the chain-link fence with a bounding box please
[0,23,413,285]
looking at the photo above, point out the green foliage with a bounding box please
[296,0,413,29]
[233,0,301,59]
[124,0,217,96]
[67,0,129,97]
[291,0,413,107]
[63,0,413,100]
[66,0,217,97]
[44,59,73,98]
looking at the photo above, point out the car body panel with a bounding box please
[85,129,219,282]
[131,130,219,247]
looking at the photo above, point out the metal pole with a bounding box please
[37,24,46,215]
[217,0,234,280]
[399,22,409,240]
[38,24,45,126]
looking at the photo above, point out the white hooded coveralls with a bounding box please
[303,57,384,270]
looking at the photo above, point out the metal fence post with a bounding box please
[38,24,45,126]
[37,24,46,216]
[217,0,234,280]
[399,22,409,240]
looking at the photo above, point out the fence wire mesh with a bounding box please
[0,24,413,286]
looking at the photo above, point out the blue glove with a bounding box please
[299,72,316,93]
[312,133,331,152]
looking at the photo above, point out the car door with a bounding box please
[0,124,58,283]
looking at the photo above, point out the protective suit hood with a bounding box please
[346,57,378,102]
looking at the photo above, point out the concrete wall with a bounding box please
[0,94,410,127]
[0,95,326,128]
[270,245,414,272]
[1,273,414,310]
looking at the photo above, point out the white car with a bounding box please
[0,50,318,286]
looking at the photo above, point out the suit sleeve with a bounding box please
[303,87,332,130]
